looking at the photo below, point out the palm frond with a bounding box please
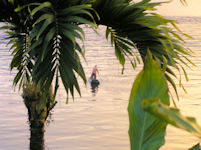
[29,2,97,98]
[180,0,187,6]
[93,0,193,99]
[0,23,33,90]
[106,27,140,73]
[0,0,193,101]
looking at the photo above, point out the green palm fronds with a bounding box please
[93,0,193,98]
[28,2,97,98]
[0,0,193,100]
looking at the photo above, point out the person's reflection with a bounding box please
[90,80,100,96]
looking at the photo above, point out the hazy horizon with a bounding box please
[153,0,201,17]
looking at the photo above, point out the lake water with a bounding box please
[1,16,201,150]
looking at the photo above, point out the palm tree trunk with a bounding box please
[29,120,45,150]
[23,83,56,150]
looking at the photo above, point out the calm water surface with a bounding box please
[1,16,201,150]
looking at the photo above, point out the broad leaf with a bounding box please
[128,50,170,150]
[189,143,201,150]
[142,99,201,138]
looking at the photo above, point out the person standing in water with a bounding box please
[91,65,98,80]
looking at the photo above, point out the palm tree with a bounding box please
[0,0,191,99]
[0,0,192,149]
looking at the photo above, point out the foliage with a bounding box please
[142,99,201,138]
[180,0,187,6]
[0,1,200,150]
[189,143,201,150]
[1,24,33,90]
[0,0,193,101]
[128,50,169,150]
[27,2,97,99]
[105,26,140,73]
[0,0,97,99]
[128,51,201,150]
[93,0,193,99]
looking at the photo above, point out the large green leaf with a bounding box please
[189,143,201,150]
[142,99,201,138]
[128,50,170,150]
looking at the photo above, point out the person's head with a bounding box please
[95,65,97,68]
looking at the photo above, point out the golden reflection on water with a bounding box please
[46,20,201,150]
[1,17,201,149]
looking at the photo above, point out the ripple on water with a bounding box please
[1,17,201,150]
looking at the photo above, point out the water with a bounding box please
[1,16,201,150]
